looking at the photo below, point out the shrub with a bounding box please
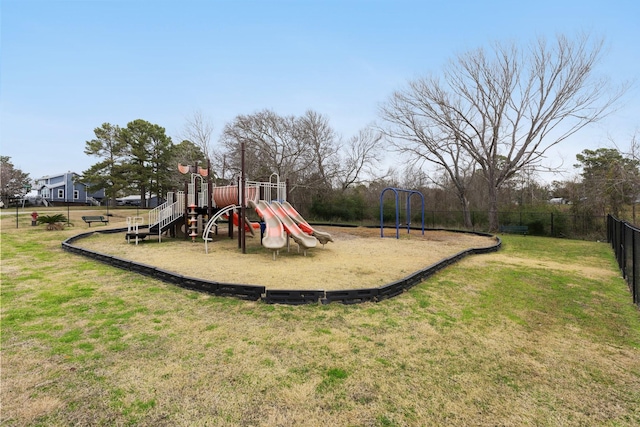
[37,214,69,230]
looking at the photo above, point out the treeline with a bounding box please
[80,107,636,241]
[80,111,387,209]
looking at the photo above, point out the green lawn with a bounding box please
[2,214,639,426]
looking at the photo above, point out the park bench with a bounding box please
[81,215,109,226]
[499,225,528,235]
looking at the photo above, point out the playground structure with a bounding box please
[380,187,425,239]
[130,164,331,259]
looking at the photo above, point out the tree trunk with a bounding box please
[487,184,499,232]
[140,185,147,209]
[458,193,473,229]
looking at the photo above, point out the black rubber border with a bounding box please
[61,226,501,304]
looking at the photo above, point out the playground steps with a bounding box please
[149,215,184,235]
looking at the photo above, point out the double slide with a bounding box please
[249,200,332,259]
[279,201,334,246]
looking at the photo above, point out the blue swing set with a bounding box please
[379,187,425,239]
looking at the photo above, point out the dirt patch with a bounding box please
[73,225,498,290]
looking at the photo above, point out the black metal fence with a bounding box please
[293,201,608,240]
[607,215,640,307]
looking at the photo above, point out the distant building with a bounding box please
[548,197,570,205]
[115,194,163,208]
[33,172,105,206]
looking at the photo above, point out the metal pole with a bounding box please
[207,158,212,219]
[67,177,70,226]
[185,181,190,240]
[285,178,290,202]
[406,193,410,234]
[241,142,246,254]
[395,190,400,239]
[632,228,637,304]
[237,177,241,249]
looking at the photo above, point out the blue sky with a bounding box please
[1,0,639,183]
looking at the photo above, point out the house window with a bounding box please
[58,189,64,199]
[74,190,79,200]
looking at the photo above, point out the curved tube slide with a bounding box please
[212,185,259,208]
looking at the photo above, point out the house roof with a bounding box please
[35,172,80,180]
[38,183,62,190]
[37,181,86,190]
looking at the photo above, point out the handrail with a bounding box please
[148,191,173,227]
[203,205,238,254]
[148,191,185,242]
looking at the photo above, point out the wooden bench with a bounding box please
[81,215,109,226]
[499,225,528,235]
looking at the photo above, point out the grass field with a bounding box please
[2,208,640,426]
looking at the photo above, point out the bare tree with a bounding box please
[616,129,640,162]
[379,91,477,227]
[399,163,430,190]
[298,110,341,189]
[220,110,314,194]
[339,127,386,190]
[179,110,216,163]
[381,33,627,231]
[0,156,30,207]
